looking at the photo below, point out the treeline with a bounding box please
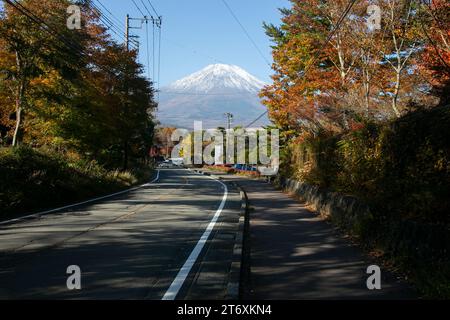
[0,0,157,169]
[264,0,450,298]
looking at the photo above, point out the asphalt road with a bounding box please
[0,169,241,300]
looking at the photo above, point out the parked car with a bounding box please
[158,160,173,168]
[169,158,184,167]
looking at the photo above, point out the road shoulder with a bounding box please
[198,169,416,300]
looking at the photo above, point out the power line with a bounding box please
[221,0,271,67]
[145,18,151,79]
[246,111,268,128]
[302,0,358,77]
[135,0,162,91]
[139,0,153,18]
[4,0,131,77]
[157,20,162,96]
[5,0,85,56]
[327,0,357,42]
[145,6,157,83]
[152,17,156,81]
[91,2,123,31]
[131,0,146,17]
[146,0,160,17]
[5,0,120,75]
[91,1,139,48]
[91,2,137,48]
[125,14,162,88]
[95,0,125,28]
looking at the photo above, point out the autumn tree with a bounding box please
[262,0,437,136]
[0,0,87,146]
[417,0,450,105]
[376,0,423,117]
[262,0,376,135]
[47,5,156,169]
[155,127,177,158]
[261,1,337,138]
[0,0,157,169]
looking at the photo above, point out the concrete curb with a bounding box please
[225,181,249,300]
[191,169,250,300]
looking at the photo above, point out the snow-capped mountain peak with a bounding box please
[157,64,270,129]
[164,64,266,94]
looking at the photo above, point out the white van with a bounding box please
[169,158,184,166]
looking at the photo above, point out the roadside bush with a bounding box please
[0,147,152,217]
[288,106,450,225]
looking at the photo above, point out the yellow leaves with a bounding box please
[30,72,59,88]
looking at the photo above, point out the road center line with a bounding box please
[162,173,228,300]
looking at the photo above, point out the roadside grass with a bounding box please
[0,146,154,220]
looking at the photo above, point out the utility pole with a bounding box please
[225,113,234,130]
[125,15,149,52]
[123,13,162,168]
[125,14,130,51]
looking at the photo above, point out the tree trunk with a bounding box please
[364,85,370,118]
[12,51,26,147]
[12,80,25,147]
[364,68,371,118]
[392,70,401,118]
[123,140,129,170]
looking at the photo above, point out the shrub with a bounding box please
[0,146,151,217]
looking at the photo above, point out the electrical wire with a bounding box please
[157,19,162,96]
[221,0,271,67]
[6,0,84,55]
[146,19,151,79]
[245,111,269,128]
[139,0,153,18]
[146,0,160,17]
[91,4,134,48]
[152,17,155,82]
[138,0,156,82]
[96,0,125,28]
[4,0,130,76]
[91,1,138,48]
[131,0,146,17]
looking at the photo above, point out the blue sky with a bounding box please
[101,0,290,87]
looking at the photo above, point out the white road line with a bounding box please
[0,170,160,226]
[162,173,228,300]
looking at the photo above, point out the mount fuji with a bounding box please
[156,64,270,129]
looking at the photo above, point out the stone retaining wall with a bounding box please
[279,177,373,235]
